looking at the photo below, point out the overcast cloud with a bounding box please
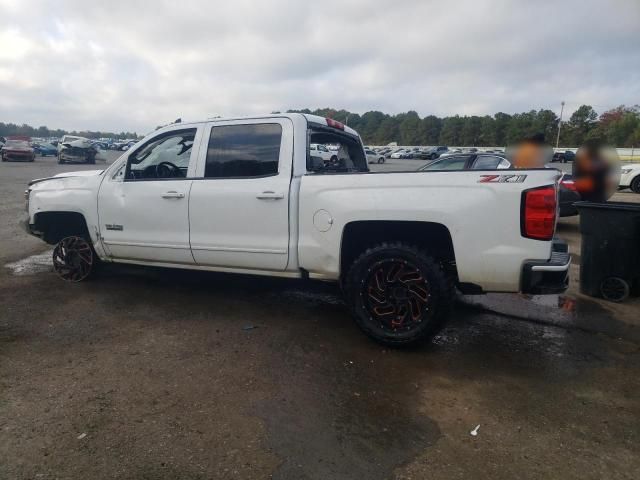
[1,0,638,133]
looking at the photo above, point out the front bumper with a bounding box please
[3,151,34,161]
[521,239,571,294]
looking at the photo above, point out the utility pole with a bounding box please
[555,101,565,149]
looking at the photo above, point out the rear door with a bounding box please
[188,118,294,270]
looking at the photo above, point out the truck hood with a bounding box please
[53,170,103,178]
[29,169,104,187]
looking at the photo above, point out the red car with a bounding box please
[1,138,35,162]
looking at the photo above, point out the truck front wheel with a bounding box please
[52,236,96,282]
[344,243,453,346]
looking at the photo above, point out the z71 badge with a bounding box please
[478,174,527,183]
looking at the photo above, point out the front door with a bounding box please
[188,119,293,270]
[97,126,202,264]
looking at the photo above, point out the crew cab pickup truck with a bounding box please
[24,114,570,345]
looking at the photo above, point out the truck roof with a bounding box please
[163,113,360,138]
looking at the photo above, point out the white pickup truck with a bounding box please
[24,114,570,345]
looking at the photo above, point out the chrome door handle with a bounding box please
[161,191,185,199]
[256,191,284,200]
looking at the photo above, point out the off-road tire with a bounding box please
[344,242,454,346]
[631,176,640,194]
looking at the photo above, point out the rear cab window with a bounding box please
[306,122,368,174]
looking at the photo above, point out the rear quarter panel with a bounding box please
[298,169,561,291]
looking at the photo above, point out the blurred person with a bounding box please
[509,133,552,169]
[573,140,620,202]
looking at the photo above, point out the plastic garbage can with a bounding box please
[575,201,640,302]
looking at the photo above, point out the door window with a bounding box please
[125,129,196,180]
[204,123,282,178]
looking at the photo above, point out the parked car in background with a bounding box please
[419,153,511,171]
[365,148,385,164]
[420,146,449,160]
[1,139,35,162]
[91,141,110,150]
[419,153,580,216]
[620,163,640,193]
[310,143,338,163]
[552,150,576,163]
[58,136,98,164]
[390,149,413,159]
[32,142,58,156]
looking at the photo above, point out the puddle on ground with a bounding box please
[4,250,53,276]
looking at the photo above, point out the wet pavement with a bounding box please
[1,154,639,479]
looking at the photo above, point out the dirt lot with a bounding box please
[1,153,639,479]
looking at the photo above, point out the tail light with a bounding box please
[521,185,557,240]
[326,118,345,130]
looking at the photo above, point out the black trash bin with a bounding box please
[575,201,640,302]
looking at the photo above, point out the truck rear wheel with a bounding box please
[344,243,453,346]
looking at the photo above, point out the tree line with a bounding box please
[287,105,640,147]
[0,123,138,141]
[3,104,639,147]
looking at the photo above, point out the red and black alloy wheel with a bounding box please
[52,236,94,282]
[345,243,453,346]
[363,258,432,332]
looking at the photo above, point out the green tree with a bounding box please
[439,116,464,145]
[398,111,422,145]
[421,115,442,145]
[566,105,598,145]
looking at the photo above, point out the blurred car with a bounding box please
[619,163,640,193]
[32,142,57,156]
[419,146,449,160]
[91,141,110,150]
[390,149,412,159]
[552,150,576,163]
[365,148,385,164]
[1,139,35,162]
[310,143,337,163]
[419,153,580,216]
[57,136,98,164]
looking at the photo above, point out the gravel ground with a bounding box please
[1,153,639,479]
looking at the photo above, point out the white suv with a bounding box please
[620,164,640,193]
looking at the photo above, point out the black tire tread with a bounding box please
[344,242,454,346]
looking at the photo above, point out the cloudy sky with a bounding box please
[1,0,638,133]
